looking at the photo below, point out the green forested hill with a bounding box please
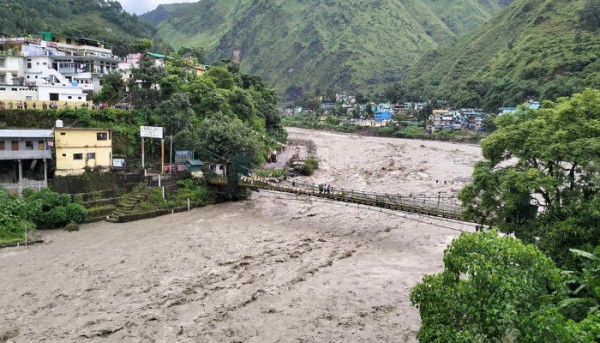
[138,3,194,26]
[402,0,600,110]
[152,0,512,100]
[0,0,154,55]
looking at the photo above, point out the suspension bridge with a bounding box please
[208,175,466,221]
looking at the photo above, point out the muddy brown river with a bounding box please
[0,128,482,342]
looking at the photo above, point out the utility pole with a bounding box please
[169,136,173,174]
[161,138,165,175]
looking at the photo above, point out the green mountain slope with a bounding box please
[405,0,600,110]
[153,0,512,100]
[0,0,154,55]
[138,3,195,26]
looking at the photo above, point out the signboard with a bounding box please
[175,150,193,163]
[140,126,164,139]
[112,158,125,168]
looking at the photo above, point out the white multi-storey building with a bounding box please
[0,33,121,103]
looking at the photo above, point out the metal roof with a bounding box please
[186,159,203,166]
[0,129,53,138]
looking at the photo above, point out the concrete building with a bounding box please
[54,127,113,176]
[0,33,121,103]
[0,129,53,192]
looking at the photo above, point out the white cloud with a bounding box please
[119,0,197,15]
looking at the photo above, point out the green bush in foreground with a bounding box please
[0,190,33,244]
[411,231,600,342]
[24,188,87,229]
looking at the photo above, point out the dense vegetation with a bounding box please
[138,3,194,26]
[412,231,600,341]
[0,188,86,245]
[151,0,512,99]
[0,0,155,56]
[0,56,285,165]
[0,48,285,241]
[412,89,600,341]
[459,89,600,268]
[398,0,600,111]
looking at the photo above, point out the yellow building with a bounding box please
[195,65,208,76]
[54,127,113,176]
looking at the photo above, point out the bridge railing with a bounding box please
[237,175,463,218]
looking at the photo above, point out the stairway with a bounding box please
[106,187,155,222]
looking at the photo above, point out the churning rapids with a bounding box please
[0,127,482,342]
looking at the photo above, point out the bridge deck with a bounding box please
[209,176,465,221]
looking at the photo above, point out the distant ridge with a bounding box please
[150,0,513,99]
[139,3,195,26]
[0,0,154,56]
[403,0,600,110]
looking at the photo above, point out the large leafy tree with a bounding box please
[459,89,600,245]
[129,55,167,109]
[411,231,600,342]
[193,115,261,163]
[93,71,125,104]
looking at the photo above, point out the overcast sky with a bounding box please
[119,0,197,15]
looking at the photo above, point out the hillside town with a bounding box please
[1,0,599,341]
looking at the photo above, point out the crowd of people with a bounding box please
[0,101,130,110]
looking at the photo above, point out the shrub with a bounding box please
[64,221,79,232]
[0,189,33,243]
[24,188,87,229]
[297,156,319,176]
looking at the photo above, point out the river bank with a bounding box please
[0,128,482,342]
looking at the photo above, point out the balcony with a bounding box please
[0,150,52,160]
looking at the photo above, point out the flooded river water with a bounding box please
[0,128,482,342]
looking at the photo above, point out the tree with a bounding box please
[411,231,572,342]
[129,54,166,109]
[93,70,125,104]
[581,0,600,32]
[560,246,600,321]
[135,38,152,53]
[0,189,32,244]
[459,89,600,241]
[194,115,261,163]
[206,66,235,91]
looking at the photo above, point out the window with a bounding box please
[60,132,66,136]
[0,75,4,83]
[68,96,72,99]
[50,93,59,101]
[0,59,5,67]
[27,62,31,69]
[86,153,95,160]
[38,140,44,150]
[25,141,33,150]
[73,153,83,160]
[11,141,18,151]
[62,153,66,157]
[0,141,4,150]
[97,132,108,141]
